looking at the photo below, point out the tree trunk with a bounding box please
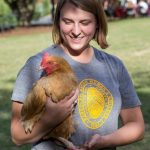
[50,0,58,21]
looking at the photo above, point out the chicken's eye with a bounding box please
[47,62,53,65]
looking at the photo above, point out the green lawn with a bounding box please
[0,17,150,149]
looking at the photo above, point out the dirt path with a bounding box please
[0,26,52,38]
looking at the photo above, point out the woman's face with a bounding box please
[59,2,97,54]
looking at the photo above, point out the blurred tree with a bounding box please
[4,0,36,26]
[33,0,50,20]
[0,0,17,31]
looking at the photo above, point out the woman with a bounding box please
[11,0,145,149]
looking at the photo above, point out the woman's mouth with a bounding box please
[69,35,84,42]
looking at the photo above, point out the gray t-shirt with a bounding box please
[11,45,141,150]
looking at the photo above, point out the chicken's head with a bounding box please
[40,53,60,75]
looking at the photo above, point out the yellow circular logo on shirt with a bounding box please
[78,79,114,129]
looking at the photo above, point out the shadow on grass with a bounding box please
[137,90,150,124]
[132,70,150,123]
[0,88,31,150]
[5,78,16,84]
[132,70,150,89]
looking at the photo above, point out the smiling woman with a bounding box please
[52,0,108,49]
[11,0,145,150]
[59,2,96,55]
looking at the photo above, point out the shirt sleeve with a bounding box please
[118,61,141,109]
[11,56,42,103]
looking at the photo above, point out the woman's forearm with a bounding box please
[11,102,53,146]
[85,121,145,149]
[11,119,52,145]
[103,122,145,148]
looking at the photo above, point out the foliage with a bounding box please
[32,0,50,20]
[1,0,51,26]
[0,0,17,30]
[0,0,11,15]
[0,18,150,149]
[4,0,36,26]
[43,0,51,16]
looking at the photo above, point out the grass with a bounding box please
[0,17,150,149]
[0,29,52,149]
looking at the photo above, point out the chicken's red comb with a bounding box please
[41,52,50,66]
[43,52,50,58]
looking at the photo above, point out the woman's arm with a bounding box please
[11,89,79,146]
[83,106,145,149]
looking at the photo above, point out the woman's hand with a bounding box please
[42,88,79,129]
[66,134,102,150]
[83,134,105,150]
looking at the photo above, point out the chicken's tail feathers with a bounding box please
[21,84,47,133]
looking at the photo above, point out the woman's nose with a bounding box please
[71,23,81,37]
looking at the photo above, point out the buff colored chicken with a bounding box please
[21,52,78,148]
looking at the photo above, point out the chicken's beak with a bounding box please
[37,66,44,71]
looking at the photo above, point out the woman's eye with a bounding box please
[65,22,71,25]
[81,21,91,26]
[63,20,72,25]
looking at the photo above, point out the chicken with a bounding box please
[21,52,78,147]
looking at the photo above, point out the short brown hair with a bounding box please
[52,0,108,49]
